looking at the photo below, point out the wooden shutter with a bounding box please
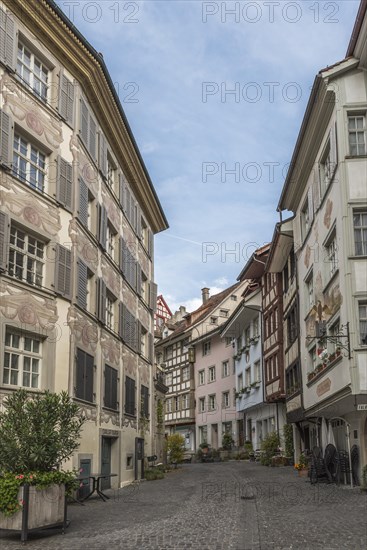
[136,265,142,296]
[136,206,142,239]
[307,187,314,224]
[136,321,142,354]
[59,73,75,127]
[97,278,106,324]
[80,97,89,149]
[77,259,88,310]
[78,178,89,227]
[147,229,154,258]
[110,367,118,410]
[0,7,15,70]
[89,115,97,161]
[119,237,125,272]
[98,204,107,249]
[55,244,72,299]
[330,122,338,179]
[148,333,154,364]
[0,110,13,168]
[125,376,135,415]
[124,184,131,220]
[56,156,73,211]
[118,302,124,339]
[312,164,321,211]
[104,365,112,408]
[293,217,301,253]
[85,352,94,403]
[119,173,124,209]
[75,348,85,400]
[0,211,9,271]
[149,282,158,311]
[99,132,107,178]
[141,385,149,418]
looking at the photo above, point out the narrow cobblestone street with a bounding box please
[0,462,366,550]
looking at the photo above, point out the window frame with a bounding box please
[208,365,216,382]
[12,132,47,193]
[358,301,367,346]
[16,39,50,103]
[3,329,42,389]
[8,224,45,288]
[348,113,366,157]
[353,209,367,256]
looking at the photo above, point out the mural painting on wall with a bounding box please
[324,199,333,230]
[101,257,121,298]
[101,187,120,231]
[0,177,61,236]
[101,330,121,367]
[1,73,63,148]
[67,306,98,353]
[68,219,99,271]
[70,135,99,197]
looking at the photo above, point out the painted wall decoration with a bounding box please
[101,256,121,297]
[68,219,98,271]
[101,330,121,367]
[70,135,99,197]
[67,306,98,353]
[0,176,61,236]
[101,187,120,231]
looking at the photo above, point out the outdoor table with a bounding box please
[79,473,117,502]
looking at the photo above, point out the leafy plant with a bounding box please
[260,432,280,466]
[294,453,308,471]
[166,434,185,464]
[144,468,165,481]
[283,424,294,459]
[0,390,85,473]
[222,432,233,450]
[156,399,164,428]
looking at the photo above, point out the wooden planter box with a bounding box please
[297,469,309,478]
[0,484,67,542]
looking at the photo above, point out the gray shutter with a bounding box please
[119,173,124,209]
[136,321,142,354]
[77,259,88,309]
[80,97,89,149]
[148,229,154,258]
[308,186,314,224]
[59,73,75,127]
[119,237,125,273]
[0,211,9,271]
[149,282,158,311]
[312,164,321,211]
[148,333,154,364]
[131,258,137,291]
[119,302,124,339]
[97,278,106,324]
[99,132,107,178]
[330,122,337,179]
[75,348,85,399]
[98,205,107,249]
[111,368,118,410]
[136,265,142,296]
[136,206,142,239]
[0,7,15,70]
[85,353,94,403]
[55,244,72,300]
[0,110,13,168]
[89,115,97,161]
[124,184,131,220]
[56,156,73,211]
[78,178,89,227]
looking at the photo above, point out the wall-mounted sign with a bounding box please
[357,404,367,411]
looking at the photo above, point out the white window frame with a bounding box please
[353,209,367,256]
[348,114,366,156]
[106,292,115,331]
[208,394,216,411]
[359,302,367,346]
[9,225,45,287]
[208,365,216,382]
[301,198,310,240]
[245,367,251,387]
[3,330,42,389]
[325,232,338,279]
[182,393,189,410]
[198,370,205,385]
[182,366,190,382]
[13,133,47,192]
[254,360,261,382]
[222,360,229,378]
[203,341,211,356]
[17,41,49,102]
[199,397,205,413]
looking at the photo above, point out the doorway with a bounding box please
[101,437,112,490]
[211,424,218,449]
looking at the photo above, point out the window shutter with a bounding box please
[98,204,107,249]
[119,237,125,273]
[75,348,85,400]
[77,259,88,310]
[136,321,142,354]
[99,132,107,178]
[124,184,131,220]
[119,173,124,210]
[111,367,118,410]
[148,333,154,364]
[80,97,89,149]
[293,217,301,253]
[55,244,72,299]
[308,187,314,224]
[125,376,135,415]
[104,365,112,408]
[85,353,94,403]
[118,302,124,339]
[313,164,321,211]
[149,282,158,311]
[78,178,89,227]
[59,73,75,127]
[136,265,142,296]
[56,156,73,211]
[0,211,9,272]
[330,122,338,179]
[97,278,106,324]
[0,109,13,168]
[136,206,142,239]
[89,116,97,161]
[0,7,15,70]
[147,229,154,258]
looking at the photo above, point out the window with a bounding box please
[245,367,251,387]
[141,385,149,418]
[182,393,189,410]
[236,335,242,351]
[237,373,243,390]
[199,425,208,444]
[104,365,118,410]
[220,309,229,317]
[359,302,367,345]
[174,396,179,412]
[301,198,310,240]
[199,397,205,413]
[75,348,94,403]
[210,316,217,325]
[9,225,45,287]
[106,292,115,331]
[225,336,232,347]
[198,370,205,385]
[165,346,173,360]
[106,222,116,259]
[165,372,172,386]
[222,360,229,378]
[166,398,172,413]
[348,114,366,156]
[182,366,190,382]
[253,317,259,338]
[208,394,216,411]
[245,327,251,346]
[320,141,332,192]
[13,134,46,191]
[222,391,230,408]
[286,363,301,397]
[202,341,211,356]
[328,321,340,354]
[17,42,49,101]
[208,366,216,382]
[231,295,237,301]
[353,210,367,256]
[325,234,338,278]
[309,346,317,373]
[141,217,148,249]
[125,376,136,416]
[287,306,298,346]
[140,271,148,303]
[305,271,314,311]
[106,154,117,190]
[254,360,261,382]
[3,330,41,388]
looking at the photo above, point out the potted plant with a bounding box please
[0,389,85,541]
[294,453,308,477]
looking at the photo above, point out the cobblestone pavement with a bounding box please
[1,462,366,550]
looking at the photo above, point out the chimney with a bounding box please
[201,287,210,304]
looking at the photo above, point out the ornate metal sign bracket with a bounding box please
[306,321,351,359]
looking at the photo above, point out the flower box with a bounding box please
[0,484,66,542]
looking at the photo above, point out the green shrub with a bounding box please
[260,432,280,466]
[244,440,253,453]
[283,424,294,459]
[166,434,185,464]
[144,468,165,481]
[222,432,234,450]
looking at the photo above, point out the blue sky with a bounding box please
[56,0,360,312]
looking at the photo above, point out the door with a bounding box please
[211,424,218,449]
[135,437,144,480]
[101,437,112,490]
[78,458,91,499]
